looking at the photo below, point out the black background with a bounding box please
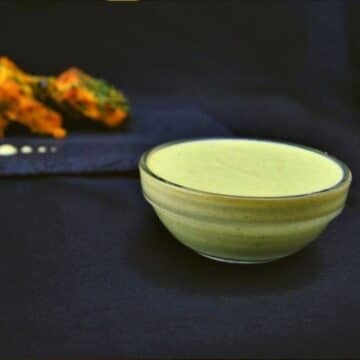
[1,1,359,173]
[0,0,359,358]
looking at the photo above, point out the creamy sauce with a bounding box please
[0,144,57,157]
[147,139,344,197]
[20,145,33,154]
[0,144,18,156]
[37,146,47,154]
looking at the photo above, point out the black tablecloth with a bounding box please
[0,1,359,358]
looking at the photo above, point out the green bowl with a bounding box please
[139,139,352,264]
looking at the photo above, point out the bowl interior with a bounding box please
[140,138,351,200]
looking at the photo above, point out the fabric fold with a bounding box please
[0,106,231,175]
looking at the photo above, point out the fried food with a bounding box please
[0,57,31,83]
[0,57,66,138]
[0,57,130,138]
[39,67,130,128]
[0,80,66,138]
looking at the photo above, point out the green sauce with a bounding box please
[147,139,343,197]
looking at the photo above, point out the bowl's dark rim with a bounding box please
[139,137,352,201]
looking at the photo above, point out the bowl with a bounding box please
[139,138,352,264]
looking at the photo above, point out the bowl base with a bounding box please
[199,252,282,264]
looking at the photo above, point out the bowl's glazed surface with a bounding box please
[139,139,352,263]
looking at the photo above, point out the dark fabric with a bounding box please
[0,104,230,175]
[0,1,359,359]
[0,176,359,359]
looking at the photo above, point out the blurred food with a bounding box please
[0,57,32,84]
[0,57,130,138]
[0,57,66,138]
[39,68,130,128]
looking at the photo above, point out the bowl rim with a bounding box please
[139,137,352,201]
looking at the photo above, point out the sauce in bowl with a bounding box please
[147,139,344,197]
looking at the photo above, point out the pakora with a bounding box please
[0,57,66,138]
[0,56,130,138]
[38,67,130,128]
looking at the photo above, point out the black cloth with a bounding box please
[0,1,359,358]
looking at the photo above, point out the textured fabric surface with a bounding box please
[0,1,358,358]
[0,176,358,359]
[0,104,229,175]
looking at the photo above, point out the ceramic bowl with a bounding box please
[139,139,352,264]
